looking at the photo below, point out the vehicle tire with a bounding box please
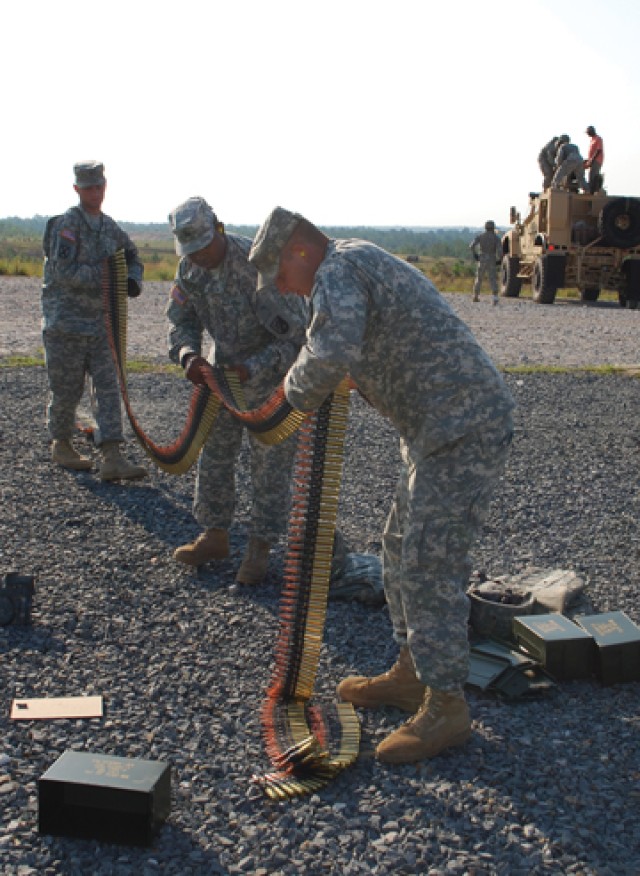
[622,259,640,309]
[532,257,557,304]
[579,286,600,302]
[500,255,522,297]
[598,198,640,248]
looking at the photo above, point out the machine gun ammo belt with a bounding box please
[103,251,360,798]
[255,382,360,800]
[102,251,306,472]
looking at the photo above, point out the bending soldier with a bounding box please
[249,207,514,765]
[551,135,587,192]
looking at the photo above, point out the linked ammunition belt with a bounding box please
[103,251,360,798]
[103,251,307,471]
[256,383,360,799]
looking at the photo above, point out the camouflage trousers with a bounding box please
[473,257,499,294]
[193,406,297,543]
[382,414,513,692]
[552,157,587,191]
[538,152,554,189]
[43,329,123,444]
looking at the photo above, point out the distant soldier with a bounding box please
[538,136,559,189]
[469,221,502,305]
[584,125,604,194]
[41,161,147,480]
[551,135,588,192]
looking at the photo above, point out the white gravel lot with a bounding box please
[1,276,639,368]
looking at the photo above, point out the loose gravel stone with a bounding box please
[0,277,639,874]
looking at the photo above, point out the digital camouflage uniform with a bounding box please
[470,228,502,296]
[167,235,308,543]
[41,206,143,444]
[277,239,515,692]
[552,142,587,191]
[538,137,558,189]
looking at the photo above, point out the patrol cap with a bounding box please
[74,161,106,188]
[169,196,217,256]
[248,206,303,289]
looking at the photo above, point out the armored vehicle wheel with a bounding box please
[501,255,522,297]
[598,198,640,248]
[579,286,600,302]
[532,257,557,304]
[622,259,640,309]
[0,594,14,625]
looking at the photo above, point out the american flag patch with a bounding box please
[171,283,187,305]
[60,228,76,243]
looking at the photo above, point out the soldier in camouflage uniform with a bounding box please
[167,197,308,585]
[538,136,560,190]
[469,220,502,304]
[41,161,147,481]
[249,207,515,765]
[551,135,588,192]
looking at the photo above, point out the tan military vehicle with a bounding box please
[500,188,640,308]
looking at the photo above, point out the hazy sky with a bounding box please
[3,0,639,228]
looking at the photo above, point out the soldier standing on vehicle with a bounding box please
[538,136,559,190]
[584,126,604,194]
[469,221,502,305]
[551,136,588,192]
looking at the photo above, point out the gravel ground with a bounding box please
[0,277,639,875]
[1,275,640,368]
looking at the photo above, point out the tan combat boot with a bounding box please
[98,441,147,481]
[235,536,271,585]
[376,687,471,764]
[51,439,93,471]
[336,646,426,713]
[173,528,230,566]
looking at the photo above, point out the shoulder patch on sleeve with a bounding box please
[171,283,187,306]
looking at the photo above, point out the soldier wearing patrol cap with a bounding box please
[74,160,107,188]
[166,196,308,584]
[249,207,515,766]
[41,161,147,480]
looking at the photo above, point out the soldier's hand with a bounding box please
[184,354,209,386]
[127,278,141,298]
